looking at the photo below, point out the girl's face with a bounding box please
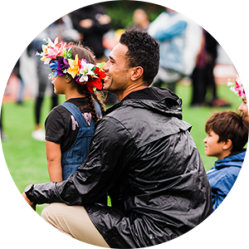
[238,97,248,121]
[52,75,66,95]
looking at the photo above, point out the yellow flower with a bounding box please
[42,44,47,53]
[40,45,48,61]
[67,54,79,78]
[40,57,46,61]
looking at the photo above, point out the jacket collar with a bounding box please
[214,149,246,169]
[106,87,182,119]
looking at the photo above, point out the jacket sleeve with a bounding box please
[26,116,136,205]
[154,20,187,41]
[212,174,237,210]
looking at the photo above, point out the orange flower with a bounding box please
[67,55,80,78]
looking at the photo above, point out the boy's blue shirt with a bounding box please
[206,149,246,211]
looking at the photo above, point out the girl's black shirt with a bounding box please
[45,98,91,153]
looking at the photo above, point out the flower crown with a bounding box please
[36,37,106,93]
[227,75,246,98]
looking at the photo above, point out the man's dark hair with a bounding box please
[119,28,159,86]
[205,110,249,152]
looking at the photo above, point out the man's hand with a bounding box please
[22,192,36,211]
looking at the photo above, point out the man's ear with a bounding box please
[131,66,144,81]
[223,139,233,151]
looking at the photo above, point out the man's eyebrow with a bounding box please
[109,55,115,61]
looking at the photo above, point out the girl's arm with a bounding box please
[46,141,63,182]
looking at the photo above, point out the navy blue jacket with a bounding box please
[206,150,246,211]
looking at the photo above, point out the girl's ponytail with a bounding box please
[77,85,99,122]
[92,92,106,116]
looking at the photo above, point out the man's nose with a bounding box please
[102,62,108,71]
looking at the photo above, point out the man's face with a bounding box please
[238,97,248,122]
[102,43,132,95]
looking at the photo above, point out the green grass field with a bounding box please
[1,82,242,215]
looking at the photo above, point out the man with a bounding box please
[69,4,112,62]
[23,29,212,248]
[148,8,202,93]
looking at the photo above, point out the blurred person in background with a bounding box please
[128,8,150,31]
[148,7,202,93]
[190,30,231,107]
[69,4,117,105]
[28,16,80,141]
[69,4,112,63]
[0,107,8,141]
[12,59,25,105]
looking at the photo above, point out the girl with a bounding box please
[37,38,106,182]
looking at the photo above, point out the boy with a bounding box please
[204,110,248,211]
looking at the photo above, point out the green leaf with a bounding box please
[97,62,106,70]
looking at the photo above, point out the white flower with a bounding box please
[227,79,233,86]
[46,37,54,47]
[36,51,43,56]
[79,75,89,82]
[53,37,59,45]
[44,58,52,64]
[86,64,95,75]
[230,87,237,94]
[236,75,242,84]
[79,60,95,81]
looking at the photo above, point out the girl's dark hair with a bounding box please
[66,44,106,121]
[205,110,249,152]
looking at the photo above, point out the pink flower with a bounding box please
[44,41,68,59]
[234,77,246,97]
[228,76,246,98]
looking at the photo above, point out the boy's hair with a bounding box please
[65,44,106,120]
[205,110,249,152]
[119,28,159,86]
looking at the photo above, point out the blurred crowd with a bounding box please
[1,4,237,141]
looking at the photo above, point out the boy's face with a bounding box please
[203,130,226,160]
